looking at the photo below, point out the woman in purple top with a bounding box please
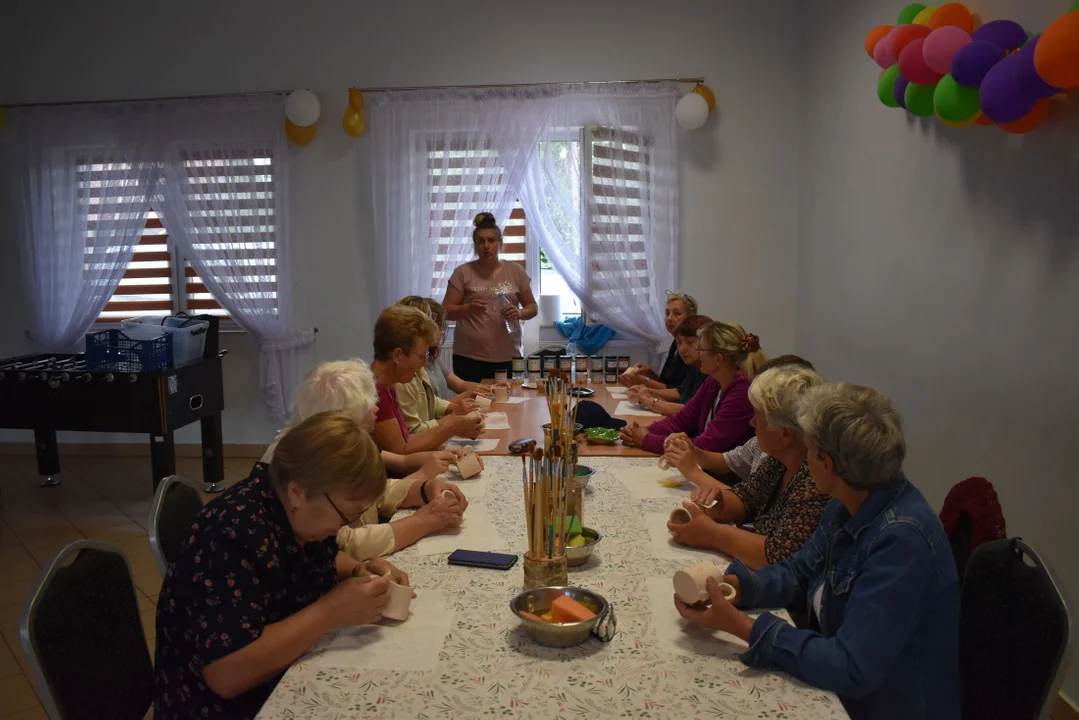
[620,321,765,455]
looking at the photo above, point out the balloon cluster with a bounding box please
[343,89,366,137]
[865,3,1079,134]
[285,90,321,145]
[675,83,716,130]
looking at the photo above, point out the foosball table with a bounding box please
[0,319,227,492]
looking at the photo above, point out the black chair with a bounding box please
[148,474,204,577]
[960,538,1075,720]
[19,540,153,720]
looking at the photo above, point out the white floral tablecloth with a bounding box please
[258,458,848,720]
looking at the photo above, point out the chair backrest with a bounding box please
[148,474,204,577]
[940,476,1007,578]
[960,538,1075,720]
[19,541,154,720]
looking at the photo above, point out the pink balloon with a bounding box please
[923,26,973,74]
[874,26,901,68]
[899,39,945,85]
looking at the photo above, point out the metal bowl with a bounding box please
[510,586,609,648]
[565,527,601,567]
[574,464,596,489]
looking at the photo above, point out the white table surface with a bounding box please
[257,457,847,719]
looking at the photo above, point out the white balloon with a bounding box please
[675,93,709,130]
[285,89,321,127]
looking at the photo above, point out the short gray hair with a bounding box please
[748,365,825,432]
[666,291,698,316]
[796,383,906,490]
[294,359,378,428]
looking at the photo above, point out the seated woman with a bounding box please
[154,412,404,719]
[674,383,959,720]
[664,355,817,486]
[415,298,495,401]
[620,321,763,454]
[619,291,697,400]
[370,305,484,454]
[267,359,471,560]
[626,315,710,416]
[666,365,829,568]
[395,296,487,434]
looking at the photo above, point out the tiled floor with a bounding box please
[0,453,255,719]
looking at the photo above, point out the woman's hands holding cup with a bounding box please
[674,576,752,641]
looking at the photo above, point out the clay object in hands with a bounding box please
[673,562,734,605]
[382,581,414,621]
[668,507,692,532]
[456,452,483,479]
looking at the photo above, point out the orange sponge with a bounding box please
[550,594,596,623]
[519,610,544,623]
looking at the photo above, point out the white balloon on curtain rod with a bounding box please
[675,92,709,130]
[285,90,321,127]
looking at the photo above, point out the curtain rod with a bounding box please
[351,77,704,93]
[1,77,705,109]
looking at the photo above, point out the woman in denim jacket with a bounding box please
[675,383,960,720]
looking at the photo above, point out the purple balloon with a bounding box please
[971,19,1027,53]
[1015,35,1061,99]
[980,53,1036,124]
[951,41,1005,88]
[895,74,910,109]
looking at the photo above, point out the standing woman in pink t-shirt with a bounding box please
[443,212,538,383]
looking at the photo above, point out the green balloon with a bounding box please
[897,3,926,24]
[878,65,902,108]
[1072,0,1079,12]
[933,75,980,122]
[905,82,937,117]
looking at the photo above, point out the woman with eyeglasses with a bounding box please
[154,412,404,720]
[370,305,485,455]
[442,211,538,383]
[394,296,489,433]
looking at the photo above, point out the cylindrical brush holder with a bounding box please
[523,552,568,590]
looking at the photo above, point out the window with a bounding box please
[81,152,278,325]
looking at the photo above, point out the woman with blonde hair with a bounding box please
[666,365,830,568]
[621,321,763,455]
[270,358,472,562]
[370,305,484,454]
[155,412,399,719]
[442,212,538,382]
[394,296,488,433]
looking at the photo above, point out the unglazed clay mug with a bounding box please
[673,562,735,605]
[668,507,692,532]
[493,385,510,403]
[475,396,492,412]
[382,581,414,621]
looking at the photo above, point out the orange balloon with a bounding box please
[998,97,1049,134]
[1034,10,1079,90]
[348,88,365,112]
[285,118,316,145]
[865,25,894,58]
[342,107,366,137]
[693,83,716,113]
[927,3,974,33]
[890,23,932,56]
[975,112,993,126]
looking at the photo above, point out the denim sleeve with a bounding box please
[737,524,936,699]
[727,523,824,609]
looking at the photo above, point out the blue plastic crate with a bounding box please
[85,328,173,373]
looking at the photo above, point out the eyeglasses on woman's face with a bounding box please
[324,492,366,528]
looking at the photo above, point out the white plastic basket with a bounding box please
[121,314,209,367]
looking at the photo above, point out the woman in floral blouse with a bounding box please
[667,364,829,568]
[154,412,407,720]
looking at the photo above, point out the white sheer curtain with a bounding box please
[156,97,312,420]
[366,88,553,307]
[517,83,680,352]
[3,105,162,352]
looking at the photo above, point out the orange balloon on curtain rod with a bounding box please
[285,118,316,145]
[692,83,716,114]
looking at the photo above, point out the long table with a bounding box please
[258,449,848,718]
[473,381,661,457]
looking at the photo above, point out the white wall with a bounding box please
[799,0,1079,701]
[0,0,803,446]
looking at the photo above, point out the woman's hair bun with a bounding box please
[473,211,496,228]
[739,333,761,353]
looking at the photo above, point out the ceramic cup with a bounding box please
[673,562,736,605]
[456,451,483,479]
[668,507,692,531]
[493,385,510,403]
[475,396,492,412]
[657,457,671,470]
[382,581,414,621]
[440,488,456,500]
